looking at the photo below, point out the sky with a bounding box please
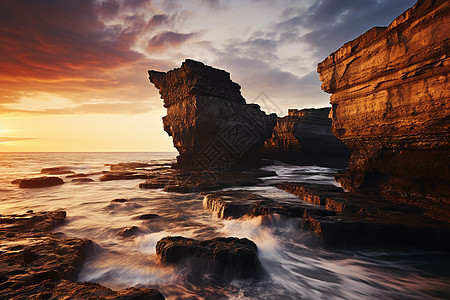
[0,0,416,152]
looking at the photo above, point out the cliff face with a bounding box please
[317,0,450,221]
[149,59,276,170]
[262,108,349,165]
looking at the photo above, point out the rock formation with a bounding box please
[261,108,349,165]
[156,236,263,281]
[148,59,277,170]
[12,176,64,188]
[0,211,164,299]
[317,0,450,221]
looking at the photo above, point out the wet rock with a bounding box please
[0,211,165,299]
[261,108,349,167]
[117,226,141,237]
[41,166,74,175]
[277,183,450,249]
[203,190,330,220]
[156,236,263,281]
[111,198,128,203]
[12,176,64,188]
[71,178,94,183]
[139,167,275,193]
[99,172,153,181]
[138,213,160,220]
[317,0,450,221]
[148,59,277,170]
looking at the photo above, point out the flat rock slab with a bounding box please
[277,183,450,249]
[0,211,164,299]
[203,190,333,219]
[12,176,64,188]
[156,236,263,281]
[139,168,276,193]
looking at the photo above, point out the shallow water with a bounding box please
[0,152,449,299]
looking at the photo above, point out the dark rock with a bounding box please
[12,176,64,188]
[117,226,140,237]
[71,178,94,183]
[99,173,152,181]
[203,190,330,220]
[111,198,128,203]
[139,167,275,193]
[0,211,165,299]
[277,183,450,249]
[317,0,450,221]
[261,108,350,167]
[156,236,263,281]
[41,166,74,175]
[148,59,277,170]
[138,214,160,220]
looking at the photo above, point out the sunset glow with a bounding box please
[0,0,415,152]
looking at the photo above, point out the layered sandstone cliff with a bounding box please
[149,59,276,170]
[317,0,450,221]
[262,108,349,165]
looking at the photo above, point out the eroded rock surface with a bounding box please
[317,0,450,221]
[277,183,450,249]
[156,236,262,281]
[0,210,165,299]
[262,108,349,166]
[148,59,277,170]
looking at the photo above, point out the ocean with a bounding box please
[1,152,449,299]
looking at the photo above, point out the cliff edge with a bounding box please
[317,0,450,221]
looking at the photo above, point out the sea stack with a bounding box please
[317,0,450,221]
[148,59,277,170]
[261,108,350,166]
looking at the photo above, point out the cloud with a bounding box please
[147,31,196,50]
[276,0,416,57]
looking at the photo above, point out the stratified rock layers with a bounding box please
[317,0,450,221]
[149,59,276,170]
[262,108,349,162]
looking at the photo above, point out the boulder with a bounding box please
[148,59,277,170]
[156,236,263,281]
[12,176,64,188]
[317,0,450,221]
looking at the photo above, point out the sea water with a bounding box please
[0,152,448,299]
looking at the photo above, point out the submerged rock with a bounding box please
[317,0,450,221]
[71,178,94,183]
[148,59,277,170]
[99,172,152,181]
[0,210,164,299]
[12,176,64,188]
[41,166,74,175]
[156,236,263,281]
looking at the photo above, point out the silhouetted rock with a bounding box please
[156,236,263,281]
[317,0,450,221]
[0,210,164,299]
[148,59,277,170]
[12,176,64,188]
[262,108,349,167]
